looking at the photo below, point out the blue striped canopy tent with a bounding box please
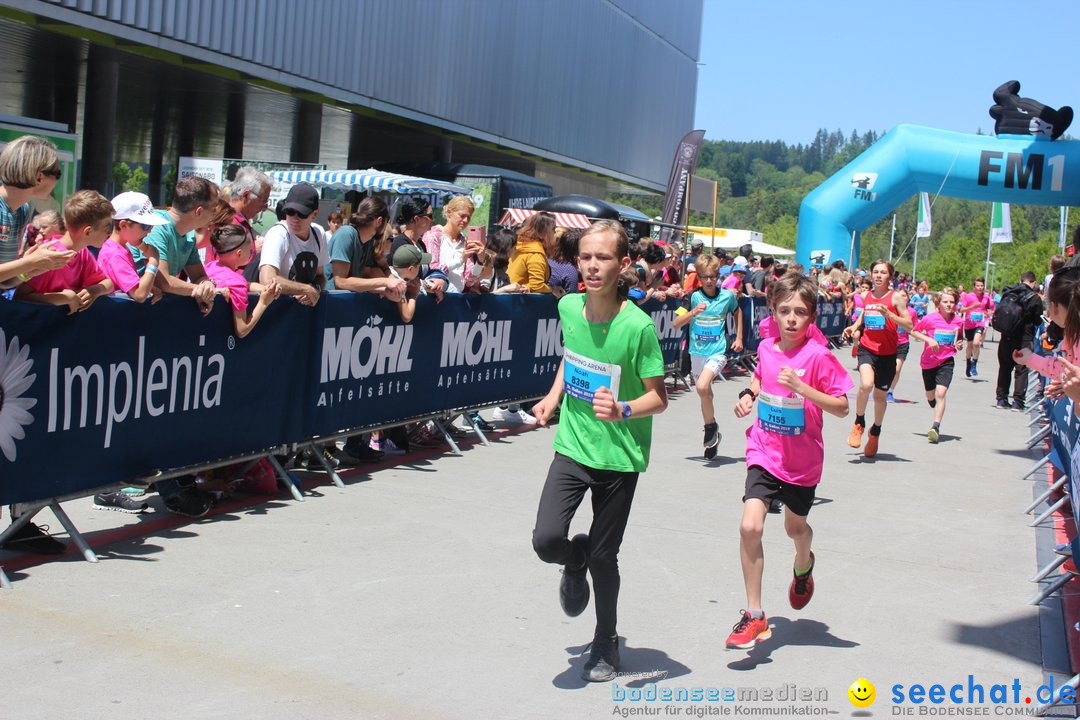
[266,168,473,196]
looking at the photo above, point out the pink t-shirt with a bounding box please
[745,317,854,487]
[721,273,743,290]
[960,291,994,329]
[914,312,965,369]
[204,259,250,314]
[897,306,917,345]
[26,238,108,293]
[851,291,865,321]
[97,239,141,294]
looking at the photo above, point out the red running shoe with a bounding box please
[725,610,771,649]
[789,552,815,610]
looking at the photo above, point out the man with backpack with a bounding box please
[993,272,1044,410]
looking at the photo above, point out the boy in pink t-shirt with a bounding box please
[203,224,280,338]
[16,190,114,314]
[909,288,965,443]
[958,278,994,377]
[725,274,853,651]
[98,191,170,303]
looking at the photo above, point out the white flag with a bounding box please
[990,202,1012,244]
[916,192,932,238]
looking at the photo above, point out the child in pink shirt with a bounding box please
[725,274,853,651]
[98,191,169,303]
[16,190,114,313]
[958,278,994,377]
[909,288,965,443]
[203,224,280,338]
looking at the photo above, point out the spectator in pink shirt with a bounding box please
[15,190,115,314]
[204,224,280,338]
[98,191,169,303]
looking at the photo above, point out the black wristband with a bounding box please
[739,388,757,401]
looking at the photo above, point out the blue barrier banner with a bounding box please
[0,295,310,504]
[0,293,682,505]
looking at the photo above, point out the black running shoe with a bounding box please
[582,634,620,682]
[1,522,66,554]
[703,422,720,460]
[559,534,590,617]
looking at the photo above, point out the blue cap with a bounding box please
[719,265,733,277]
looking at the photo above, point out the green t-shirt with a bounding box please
[130,210,200,274]
[552,293,665,473]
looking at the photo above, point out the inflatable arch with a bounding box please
[794,124,1080,269]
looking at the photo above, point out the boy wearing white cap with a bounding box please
[98,191,169,303]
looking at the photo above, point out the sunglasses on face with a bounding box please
[419,212,434,219]
[43,166,62,179]
[285,208,311,219]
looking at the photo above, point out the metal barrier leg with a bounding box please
[308,442,344,489]
[431,419,461,454]
[1026,475,1069,514]
[1032,554,1071,583]
[48,501,97,563]
[1028,425,1051,448]
[0,566,10,589]
[1028,570,1077,605]
[462,413,490,447]
[1026,411,1048,428]
[1022,453,1052,481]
[266,453,304,503]
[1031,495,1071,527]
[1034,673,1079,716]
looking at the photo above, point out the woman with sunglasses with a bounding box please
[0,135,73,289]
[388,197,448,302]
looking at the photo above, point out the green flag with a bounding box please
[916,192,932,238]
[990,202,1012,243]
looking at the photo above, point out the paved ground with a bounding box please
[0,337,1056,719]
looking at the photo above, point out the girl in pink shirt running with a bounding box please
[725,274,853,651]
[909,288,965,443]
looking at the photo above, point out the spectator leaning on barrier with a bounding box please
[548,227,581,297]
[509,212,555,293]
[0,135,74,290]
[224,167,271,280]
[424,195,490,293]
[205,224,280,339]
[98,191,169,303]
[129,176,220,314]
[326,196,405,301]
[15,189,115,313]
[259,183,328,307]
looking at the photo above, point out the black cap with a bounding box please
[283,183,319,215]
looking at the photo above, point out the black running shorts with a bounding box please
[857,346,897,391]
[922,357,955,391]
[743,465,816,517]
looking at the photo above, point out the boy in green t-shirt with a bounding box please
[531,220,668,683]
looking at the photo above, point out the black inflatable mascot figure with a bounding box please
[989,80,1072,139]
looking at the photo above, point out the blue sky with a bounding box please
[693,1,1080,145]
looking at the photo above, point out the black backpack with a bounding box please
[991,284,1036,336]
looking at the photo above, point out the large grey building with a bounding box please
[0,0,702,202]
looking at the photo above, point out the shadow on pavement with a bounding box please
[552,637,692,690]
[725,617,859,671]
[949,613,1040,666]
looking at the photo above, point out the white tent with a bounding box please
[686,226,795,256]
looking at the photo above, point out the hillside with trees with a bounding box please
[609,129,1072,290]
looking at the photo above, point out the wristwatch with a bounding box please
[621,402,632,420]
[739,388,757,401]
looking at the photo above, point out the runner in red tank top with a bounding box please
[841,260,914,457]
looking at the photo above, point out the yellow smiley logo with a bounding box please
[848,678,876,708]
